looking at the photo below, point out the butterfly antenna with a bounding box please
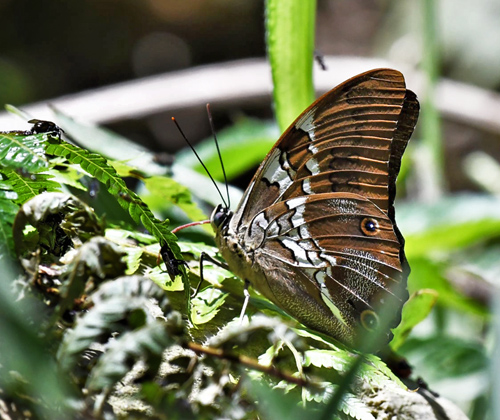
[171,117,228,208]
[206,104,230,209]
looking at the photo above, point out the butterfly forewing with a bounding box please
[231,69,411,231]
[213,68,419,350]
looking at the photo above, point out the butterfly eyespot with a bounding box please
[360,217,379,236]
[360,310,379,332]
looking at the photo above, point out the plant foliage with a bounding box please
[0,116,463,420]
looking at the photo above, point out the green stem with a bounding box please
[420,0,445,198]
[265,0,316,132]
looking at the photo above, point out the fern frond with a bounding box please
[0,197,19,256]
[0,131,49,172]
[45,137,190,308]
[57,275,172,372]
[0,168,61,205]
[86,320,174,392]
[45,139,179,252]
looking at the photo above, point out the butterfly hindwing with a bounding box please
[241,193,405,346]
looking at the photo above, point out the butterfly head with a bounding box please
[210,204,233,233]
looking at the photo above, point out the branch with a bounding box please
[1,57,500,136]
[186,341,311,388]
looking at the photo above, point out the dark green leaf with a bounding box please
[12,193,104,258]
[244,377,309,420]
[0,197,19,256]
[57,237,127,317]
[400,335,489,380]
[57,275,170,371]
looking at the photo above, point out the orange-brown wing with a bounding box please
[231,69,419,233]
[243,193,407,348]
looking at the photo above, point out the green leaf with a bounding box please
[142,175,208,222]
[409,257,488,316]
[176,118,278,181]
[57,275,170,371]
[390,289,439,351]
[266,0,316,131]
[0,131,49,172]
[398,194,500,257]
[0,168,61,205]
[0,196,19,256]
[52,109,167,176]
[191,287,228,325]
[405,219,500,257]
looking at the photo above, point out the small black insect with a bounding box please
[159,242,187,281]
[28,119,64,139]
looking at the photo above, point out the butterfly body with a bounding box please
[211,69,419,349]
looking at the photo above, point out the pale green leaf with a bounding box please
[191,287,228,325]
[390,289,439,351]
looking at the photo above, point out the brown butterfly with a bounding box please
[208,69,419,350]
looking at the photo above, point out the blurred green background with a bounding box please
[1,0,500,418]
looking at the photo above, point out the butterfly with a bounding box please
[207,69,419,350]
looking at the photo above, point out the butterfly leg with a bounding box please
[238,280,250,325]
[192,252,230,298]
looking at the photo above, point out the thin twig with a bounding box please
[186,341,312,388]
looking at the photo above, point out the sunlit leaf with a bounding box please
[146,265,184,291]
[0,131,49,172]
[191,287,228,325]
